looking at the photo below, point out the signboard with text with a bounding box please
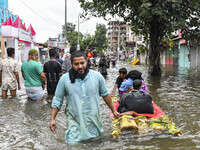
[58,34,64,42]
[49,38,57,41]
[18,28,32,42]
[126,41,136,47]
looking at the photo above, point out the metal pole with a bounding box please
[65,0,67,47]
[117,21,120,60]
[78,13,80,50]
[196,45,198,67]
[134,34,137,60]
[65,0,67,24]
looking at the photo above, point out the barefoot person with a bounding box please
[50,51,120,143]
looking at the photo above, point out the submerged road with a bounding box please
[0,61,200,149]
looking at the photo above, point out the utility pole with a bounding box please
[65,0,67,48]
[134,34,137,60]
[65,0,67,25]
[77,13,80,50]
[117,20,120,60]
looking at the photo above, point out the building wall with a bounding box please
[160,50,165,65]
[0,0,17,25]
[190,46,200,68]
[107,21,128,52]
[0,0,19,32]
[178,45,190,68]
[0,0,8,20]
[173,47,179,66]
[165,48,173,65]
[165,46,179,66]
[140,51,146,64]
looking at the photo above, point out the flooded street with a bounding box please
[0,61,200,150]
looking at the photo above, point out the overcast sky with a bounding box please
[9,0,109,43]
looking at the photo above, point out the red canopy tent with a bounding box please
[1,16,37,61]
[12,16,24,29]
[27,24,36,36]
[1,17,13,26]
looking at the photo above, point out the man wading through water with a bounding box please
[43,49,62,95]
[0,47,21,98]
[21,49,46,101]
[50,50,120,143]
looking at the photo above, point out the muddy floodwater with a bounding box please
[0,61,200,150]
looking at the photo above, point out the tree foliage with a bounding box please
[62,22,83,48]
[62,22,108,52]
[67,31,83,48]
[80,34,93,50]
[62,22,76,33]
[92,23,108,52]
[78,0,200,76]
[43,41,49,47]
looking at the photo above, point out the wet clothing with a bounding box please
[25,86,44,100]
[111,58,116,67]
[98,59,108,75]
[0,57,19,90]
[62,56,72,74]
[51,70,109,143]
[106,57,111,68]
[119,78,148,97]
[115,76,124,94]
[92,49,98,58]
[43,60,62,95]
[117,90,154,114]
[119,70,148,97]
[21,61,43,87]
[125,70,144,81]
[56,58,63,65]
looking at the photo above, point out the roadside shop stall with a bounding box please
[1,16,36,62]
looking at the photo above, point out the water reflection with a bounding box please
[177,67,189,78]
[24,100,45,121]
[0,62,200,149]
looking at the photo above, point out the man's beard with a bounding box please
[69,65,89,83]
[75,67,88,79]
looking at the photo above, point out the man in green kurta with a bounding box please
[50,50,119,143]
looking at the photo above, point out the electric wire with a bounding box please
[17,0,61,27]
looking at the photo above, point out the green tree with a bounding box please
[80,34,93,51]
[62,22,83,49]
[62,22,76,33]
[67,31,83,48]
[92,23,108,53]
[78,0,200,76]
[43,41,48,47]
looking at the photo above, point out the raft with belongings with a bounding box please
[110,97,183,138]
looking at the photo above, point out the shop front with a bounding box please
[1,16,36,62]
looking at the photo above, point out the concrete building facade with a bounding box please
[107,21,128,52]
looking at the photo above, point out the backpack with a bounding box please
[117,91,154,114]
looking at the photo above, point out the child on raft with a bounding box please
[119,70,148,97]
[111,67,127,97]
[117,79,154,114]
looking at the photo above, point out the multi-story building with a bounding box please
[127,26,145,60]
[107,21,128,52]
[107,20,146,61]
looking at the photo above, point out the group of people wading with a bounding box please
[0,47,154,144]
